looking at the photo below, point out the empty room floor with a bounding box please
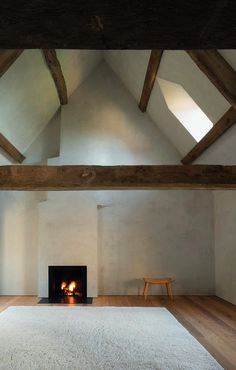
[0,295,235,369]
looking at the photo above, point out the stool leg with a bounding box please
[167,283,173,299]
[165,283,169,297]
[143,282,147,296]
[144,283,149,300]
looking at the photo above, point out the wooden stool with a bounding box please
[143,277,173,300]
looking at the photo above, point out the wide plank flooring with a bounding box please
[0,295,235,370]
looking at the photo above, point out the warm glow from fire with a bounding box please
[68,281,76,292]
[60,280,80,296]
[61,281,67,290]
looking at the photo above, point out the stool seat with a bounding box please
[143,277,173,284]
[143,276,174,299]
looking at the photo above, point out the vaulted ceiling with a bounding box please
[0,49,236,164]
[0,50,102,153]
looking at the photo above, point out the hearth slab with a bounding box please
[38,297,93,304]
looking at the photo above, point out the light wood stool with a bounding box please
[143,277,173,299]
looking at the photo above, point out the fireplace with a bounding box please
[47,266,88,303]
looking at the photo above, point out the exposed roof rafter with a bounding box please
[181,107,236,164]
[0,133,25,163]
[1,165,236,190]
[139,50,163,112]
[0,49,23,78]
[186,50,236,107]
[42,49,68,105]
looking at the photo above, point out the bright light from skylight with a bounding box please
[158,78,213,142]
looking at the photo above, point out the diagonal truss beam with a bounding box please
[139,50,163,112]
[43,49,68,105]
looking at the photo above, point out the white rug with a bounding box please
[0,307,222,370]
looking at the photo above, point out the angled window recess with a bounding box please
[158,78,213,142]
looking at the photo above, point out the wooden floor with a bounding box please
[0,295,235,369]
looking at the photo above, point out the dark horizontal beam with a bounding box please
[0,1,235,48]
[1,165,236,190]
[0,134,25,163]
[182,107,236,164]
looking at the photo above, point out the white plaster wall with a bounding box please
[196,125,236,305]
[0,192,39,295]
[0,60,215,297]
[57,50,102,98]
[196,124,236,165]
[214,192,236,305]
[59,62,180,164]
[0,111,61,295]
[24,110,61,164]
[98,190,214,295]
[56,62,215,295]
[38,193,97,297]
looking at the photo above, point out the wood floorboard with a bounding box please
[0,295,235,370]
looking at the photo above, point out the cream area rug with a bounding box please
[0,307,222,370]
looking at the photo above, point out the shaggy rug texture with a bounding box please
[0,307,222,370]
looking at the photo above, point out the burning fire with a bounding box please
[61,280,79,296]
[68,281,76,292]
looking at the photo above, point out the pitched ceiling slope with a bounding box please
[0,50,102,156]
[1,49,235,164]
[193,50,236,165]
[104,50,234,156]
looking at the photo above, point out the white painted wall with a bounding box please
[0,60,215,297]
[57,50,102,98]
[214,192,236,305]
[59,62,179,164]
[97,190,214,295]
[56,62,215,295]
[24,110,61,164]
[105,49,236,302]
[0,112,61,295]
[0,192,39,295]
[38,193,97,298]
[196,122,236,305]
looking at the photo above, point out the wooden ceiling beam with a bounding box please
[0,134,25,163]
[0,50,23,78]
[186,50,236,107]
[0,1,235,49]
[139,50,163,112]
[42,49,68,105]
[181,107,236,164]
[1,165,236,190]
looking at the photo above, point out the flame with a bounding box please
[61,281,67,290]
[68,281,76,292]
[60,280,80,296]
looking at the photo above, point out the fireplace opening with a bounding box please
[48,266,87,303]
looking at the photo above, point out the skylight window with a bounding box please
[158,78,213,142]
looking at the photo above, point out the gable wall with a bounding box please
[0,61,215,297]
[55,62,215,296]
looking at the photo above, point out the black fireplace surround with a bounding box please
[49,266,87,301]
[38,265,92,304]
[38,266,93,305]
